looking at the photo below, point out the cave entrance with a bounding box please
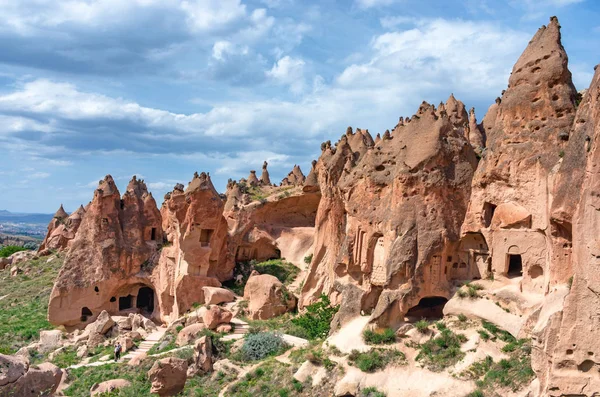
[81,307,92,322]
[507,254,523,278]
[482,202,497,228]
[119,295,133,311]
[405,296,448,321]
[136,287,155,314]
[151,227,157,241]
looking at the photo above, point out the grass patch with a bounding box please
[0,254,63,354]
[458,314,468,322]
[0,245,29,258]
[363,328,396,345]
[481,320,515,343]
[415,319,429,334]
[50,346,79,368]
[415,328,467,372]
[462,339,534,394]
[228,359,307,397]
[147,331,177,355]
[62,361,153,396]
[361,386,386,397]
[348,348,405,372]
[254,259,300,286]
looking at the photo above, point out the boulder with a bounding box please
[87,332,105,349]
[76,345,88,358]
[202,306,233,330]
[216,324,232,333]
[148,357,188,396]
[8,250,35,265]
[38,330,63,353]
[243,274,296,320]
[128,352,147,367]
[86,310,115,335]
[189,336,213,375]
[116,336,134,353]
[202,287,235,305]
[112,316,132,330]
[176,323,206,346]
[90,379,131,396]
[0,355,62,396]
[10,266,20,277]
[0,257,9,270]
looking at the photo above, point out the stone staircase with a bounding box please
[123,327,167,361]
[231,318,249,335]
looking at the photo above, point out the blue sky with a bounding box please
[0,0,598,213]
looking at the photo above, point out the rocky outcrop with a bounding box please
[300,99,478,328]
[148,357,188,396]
[158,172,231,320]
[39,205,86,253]
[532,65,600,396]
[461,17,578,295]
[90,379,131,396]
[0,354,62,397]
[202,287,235,305]
[281,165,306,186]
[260,161,271,185]
[48,175,164,327]
[243,272,296,320]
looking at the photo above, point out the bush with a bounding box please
[361,386,386,397]
[0,245,28,258]
[458,314,468,322]
[254,259,300,285]
[415,328,467,371]
[303,254,313,264]
[457,289,468,298]
[468,390,485,397]
[415,320,429,334]
[348,348,405,372]
[478,330,491,341]
[363,328,396,345]
[241,332,287,361]
[291,294,339,340]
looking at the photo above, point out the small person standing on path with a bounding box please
[114,342,122,362]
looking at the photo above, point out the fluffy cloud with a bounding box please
[355,0,397,9]
[267,56,306,94]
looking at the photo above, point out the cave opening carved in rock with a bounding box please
[136,286,155,314]
[405,296,448,321]
[507,254,523,278]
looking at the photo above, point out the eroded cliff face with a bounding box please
[158,172,231,320]
[461,17,578,296]
[48,176,163,327]
[532,65,600,396]
[300,100,478,328]
[224,164,320,268]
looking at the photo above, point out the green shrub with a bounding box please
[457,289,468,298]
[468,389,485,397]
[241,332,288,361]
[0,245,28,258]
[415,328,467,371]
[303,254,313,264]
[363,328,396,345]
[291,294,339,340]
[361,386,386,397]
[478,330,491,341]
[458,314,468,322]
[415,320,429,334]
[348,348,405,372]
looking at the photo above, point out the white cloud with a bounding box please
[355,0,397,9]
[267,56,306,94]
[212,40,249,60]
[181,0,247,32]
[30,172,51,179]
[380,16,416,29]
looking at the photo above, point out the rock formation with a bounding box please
[148,357,187,396]
[461,16,577,295]
[281,165,306,186]
[244,272,296,319]
[48,176,164,327]
[260,161,271,185]
[38,204,85,252]
[300,99,478,329]
[0,354,63,396]
[531,64,600,395]
[158,171,232,320]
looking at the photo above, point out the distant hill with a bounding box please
[0,210,53,225]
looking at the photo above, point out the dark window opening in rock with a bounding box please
[528,265,543,279]
[551,219,572,241]
[120,199,124,210]
[110,297,116,302]
[482,202,497,228]
[151,228,157,241]
[199,229,214,247]
[405,297,448,321]
[447,256,452,262]
[452,263,458,269]
[81,307,92,322]
[136,287,154,314]
[459,262,467,269]
[578,360,594,372]
[119,295,133,311]
[94,286,99,292]
[375,165,385,171]
[507,254,523,277]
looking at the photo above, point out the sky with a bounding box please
[0,0,598,213]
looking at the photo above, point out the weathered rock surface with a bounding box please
[202,287,235,305]
[0,354,62,397]
[38,205,85,253]
[176,323,206,346]
[90,379,131,396]
[300,98,477,328]
[189,335,213,376]
[148,357,188,396]
[202,305,233,330]
[244,273,296,320]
